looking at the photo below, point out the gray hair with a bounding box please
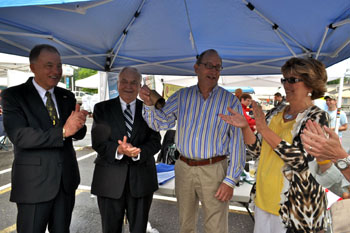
[118,67,142,82]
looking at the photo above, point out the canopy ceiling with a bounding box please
[0,0,350,76]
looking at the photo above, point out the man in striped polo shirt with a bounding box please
[140,49,246,233]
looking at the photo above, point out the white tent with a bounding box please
[158,75,282,88]
[152,75,284,99]
[75,73,100,89]
[0,53,31,78]
[326,58,350,81]
[0,53,74,88]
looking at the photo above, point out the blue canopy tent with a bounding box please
[225,87,254,94]
[0,0,349,76]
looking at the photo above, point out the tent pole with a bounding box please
[335,73,345,134]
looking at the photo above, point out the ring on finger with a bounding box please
[309,146,312,151]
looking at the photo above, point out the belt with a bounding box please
[179,155,227,166]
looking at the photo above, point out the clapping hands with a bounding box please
[63,104,89,137]
[117,136,141,157]
[219,101,267,133]
[219,107,248,129]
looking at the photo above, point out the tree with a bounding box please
[327,77,350,85]
[74,68,97,81]
[73,68,98,94]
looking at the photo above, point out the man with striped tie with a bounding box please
[91,67,161,233]
[140,49,246,233]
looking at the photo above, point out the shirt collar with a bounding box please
[195,84,219,97]
[32,78,54,100]
[119,97,136,110]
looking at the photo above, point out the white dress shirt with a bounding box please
[116,98,139,161]
[32,78,60,118]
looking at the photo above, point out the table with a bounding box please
[156,178,254,220]
[157,178,252,202]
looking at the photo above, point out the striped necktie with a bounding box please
[45,91,59,126]
[124,104,133,138]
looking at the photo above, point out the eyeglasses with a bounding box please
[280,77,303,84]
[199,62,223,71]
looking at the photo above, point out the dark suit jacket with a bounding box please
[91,97,161,199]
[2,77,86,204]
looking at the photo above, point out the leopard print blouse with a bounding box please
[247,105,329,233]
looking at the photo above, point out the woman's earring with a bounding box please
[307,92,312,97]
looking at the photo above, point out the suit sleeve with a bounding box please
[138,127,161,164]
[72,125,87,140]
[2,88,64,149]
[91,103,119,163]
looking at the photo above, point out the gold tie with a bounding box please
[45,92,59,126]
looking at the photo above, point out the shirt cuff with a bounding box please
[317,163,350,188]
[143,104,155,111]
[115,153,123,160]
[223,177,237,188]
[115,151,140,161]
[132,154,140,161]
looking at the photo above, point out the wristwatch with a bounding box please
[335,155,350,170]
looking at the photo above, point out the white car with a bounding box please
[72,91,87,105]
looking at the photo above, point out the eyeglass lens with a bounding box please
[201,63,223,71]
[281,77,302,84]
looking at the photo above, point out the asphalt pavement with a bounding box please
[2,115,350,233]
[0,117,254,233]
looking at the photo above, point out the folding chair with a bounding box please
[0,115,9,151]
[157,130,179,164]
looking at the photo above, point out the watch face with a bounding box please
[337,160,348,170]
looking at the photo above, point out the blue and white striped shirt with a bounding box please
[143,85,246,187]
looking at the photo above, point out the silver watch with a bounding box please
[335,155,350,170]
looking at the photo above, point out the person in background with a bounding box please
[240,93,256,132]
[219,57,332,233]
[140,49,245,233]
[325,95,348,141]
[301,120,350,184]
[90,67,161,233]
[235,88,243,99]
[273,92,286,107]
[1,44,88,233]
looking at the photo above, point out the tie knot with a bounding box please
[45,91,51,98]
[127,104,131,110]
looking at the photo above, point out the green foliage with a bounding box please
[73,68,97,81]
[72,68,98,94]
[327,77,350,85]
[81,88,97,94]
[327,79,340,85]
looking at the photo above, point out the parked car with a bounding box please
[72,91,87,105]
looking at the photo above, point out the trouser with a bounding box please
[253,206,286,233]
[16,185,75,233]
[175,158,229,233]
[97,175,153,233]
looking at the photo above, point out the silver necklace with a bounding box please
[284,113,294,120]
[284,105,310,120]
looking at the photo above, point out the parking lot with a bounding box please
[0,117,254,233]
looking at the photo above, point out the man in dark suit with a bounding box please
[2,44,88,233]
[91,67,161,233]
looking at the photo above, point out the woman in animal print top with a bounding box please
[220,57,332,233]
